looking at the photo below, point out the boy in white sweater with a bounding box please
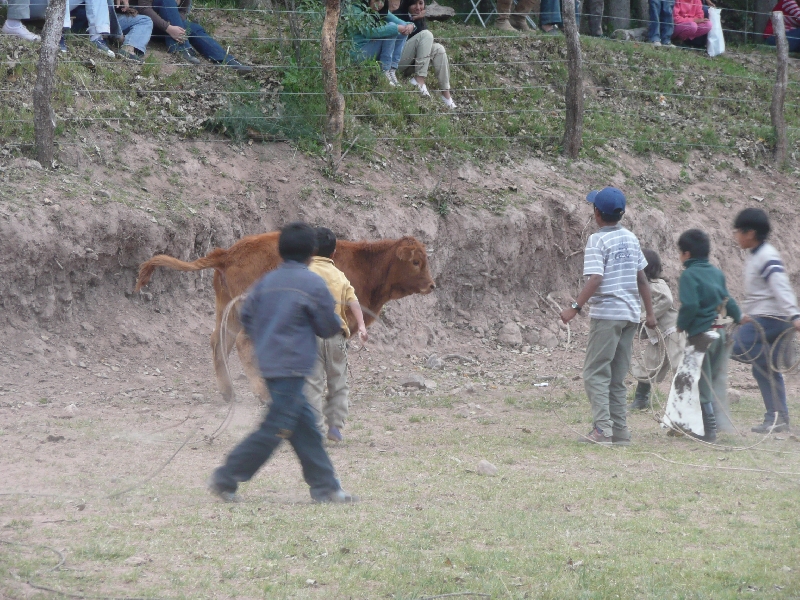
[731,208,800,433]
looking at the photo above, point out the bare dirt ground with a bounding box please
[2,137,800,597]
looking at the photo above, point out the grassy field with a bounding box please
[2,378,799,599]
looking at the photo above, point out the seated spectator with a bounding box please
[131,0,253,72]
[764,0,800,52]
[393,0,455,108]
[70,0,153,61]
[672,0,711,43]
[350,0,413,86]
[28,0,120,56]
[2,0,42,41]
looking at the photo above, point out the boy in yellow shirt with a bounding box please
[306,227,368,442]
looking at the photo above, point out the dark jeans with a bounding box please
[152,0,228,62]
[211,377,341,500]
[731,316,794,419]
[766,28,800,53]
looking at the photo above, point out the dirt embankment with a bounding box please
[1,135,799,366]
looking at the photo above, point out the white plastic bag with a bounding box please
[707,7,725,57]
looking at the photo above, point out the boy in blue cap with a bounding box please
[561,187,656,446]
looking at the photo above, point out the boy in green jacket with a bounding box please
[673,229,741,441]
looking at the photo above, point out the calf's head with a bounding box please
[388,237,436,299]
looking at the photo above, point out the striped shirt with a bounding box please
[742,242,800,319]
[583,225,647,322]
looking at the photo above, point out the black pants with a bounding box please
[211,377,340,500]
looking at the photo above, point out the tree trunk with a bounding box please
[770,11,788,167]
[321,0,344,170]
[33,0,67,167]
[562,0,584,159]
[607,0,630,31]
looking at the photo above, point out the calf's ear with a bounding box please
[396,245,415,261]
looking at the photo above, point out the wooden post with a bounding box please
[321,0,344,170]
[562,0,584,159]
[770,11,788,167]
[33,0,67,167]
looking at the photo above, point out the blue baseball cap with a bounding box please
[586,187,626,215]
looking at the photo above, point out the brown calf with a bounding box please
[136,232,435,401]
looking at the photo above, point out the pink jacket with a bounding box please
[673,0,704,23]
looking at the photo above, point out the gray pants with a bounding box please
[304,332,349,432]
[398,30,451,91]
[7,0,33,20]
[584,318,637,437]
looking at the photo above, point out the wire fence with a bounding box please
[2,0,799,163]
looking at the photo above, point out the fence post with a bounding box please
[33,0,66,167]
[770,11,788,167]
[562,0,584,159]
[321,0,344,170]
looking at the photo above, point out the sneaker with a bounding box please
[751,414,790,434]
[315,489,359,503]
[118,46,143,64]
[651,40,662,47]
[611,435,631,446]
[384,70,397,86]
[417,83,431,98]
[58,35,68,53]
[440,94,456,109]
[207,479,242,503]
[91,39,115,58]
[388,69,399,86]
[174,47,201,65]
[220,57,253,73]
[578,427,612,446]
[327,426,343,442]
[542,25,561,35]
[662,41,674,47]
[2,20,41,42]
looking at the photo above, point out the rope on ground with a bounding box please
[0,539,65,571]
[25,580,168,600]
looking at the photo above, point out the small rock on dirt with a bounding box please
[81,322,95,333]
[476,460,498,476]
[192,393,204,401]
[425,355,444,370]
[727,389,742,404]
[400,373,426,388]
[11,157,42,170]
[498,322,522,346]
[424,379,437,390]
[45,434,65,442]
[455,407,470,418]
[464,382,477,394]
[124,556,148,566]
[540,331,559,349]
[62,404,78,418]
[425,1,455,20]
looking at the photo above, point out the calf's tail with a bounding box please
[135,248,227,291]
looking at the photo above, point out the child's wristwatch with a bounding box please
[571,302,582,312]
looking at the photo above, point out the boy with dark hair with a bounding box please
[667,228,741,442]
[208,222,357,503]
[306,227,368,443]
[731,208,800,433]
[561,187,656,446]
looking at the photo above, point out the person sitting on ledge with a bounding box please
[131,0,253,72]
[672,0,710,44]
[763,0,800,52]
